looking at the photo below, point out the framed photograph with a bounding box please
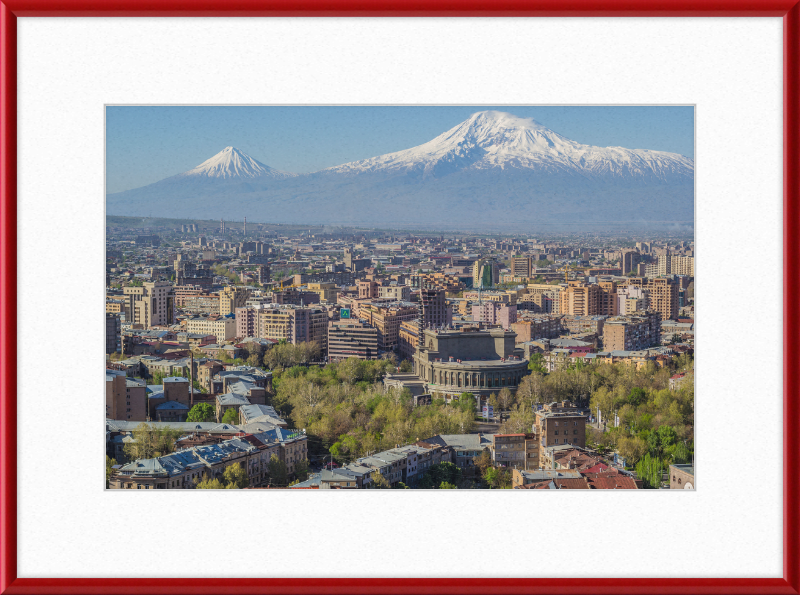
[1,3,798,594]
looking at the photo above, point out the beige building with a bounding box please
[306,282,340,303]
[622,277,679,321]
[235,305,328,351]
[186,316,237,342]
[123,281,175,328]
[358,302,419,351]
[219,286,252,316]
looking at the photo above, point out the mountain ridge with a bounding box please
[106,110,694,230]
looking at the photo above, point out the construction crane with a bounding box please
[558,264,582,283]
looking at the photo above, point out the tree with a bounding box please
[483,466,512,489]
[473,450,493,475]
[528,353,547,374]
[617,436,647,466]
[399,359,413,373]
[186,403,215,423]
[439,481,457,489]
[268,455,288,486]
[195,473,225,489]
[221,408,240,425]
[635,453,664,489]
[488,393,499,412]
[105,455,117,488]
[627,387,647,407]
[370,470,390,488]
[223,462,249,489]
[294,458,310,482]
[338,357,363,384]
[497,387,514,410]
[122,422,182,461]
[457,392,476,414]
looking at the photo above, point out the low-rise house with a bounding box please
[154,400,190,422]
[512,468,582,488]
[215,392,250,422]
[239,403,286,427]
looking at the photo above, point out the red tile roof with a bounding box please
[587,475,639,489]
[554,478,590,489]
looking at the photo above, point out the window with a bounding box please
[678,478,682,484]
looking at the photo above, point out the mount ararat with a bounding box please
[106,111,694,230]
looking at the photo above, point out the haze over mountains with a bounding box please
[106,111,694,231]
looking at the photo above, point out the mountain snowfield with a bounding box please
[180,146,296,180]
[326,111,694,183]
[106,110,694,230]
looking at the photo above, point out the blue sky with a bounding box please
[106,106,694,194]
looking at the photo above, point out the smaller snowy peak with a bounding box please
[182,146,295,180]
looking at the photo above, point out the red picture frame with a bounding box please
[1,3,798,594]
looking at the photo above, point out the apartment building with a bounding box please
[379,284,411,301]
[306,282,340,303]
[655,254,695,277]
[616,286,649,315]
[510,315,564,343]
[235,305,328,351]
[123,281,175,328]
[186,316,237,342]
[602,312,661,351]
[622,277,679,321]
[106,371,147,422]
[358,301,419,351]
[219,286,252,316]
[472,301,517,330]
[328,319,379,361]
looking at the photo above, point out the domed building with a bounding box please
[413,325,529,408]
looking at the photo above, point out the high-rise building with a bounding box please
[219,286,252,316]
[622,277,679,321]
[419,287,453,329]
[511,256,534,278]
[106,312,121,354]
[359,302,419,351]
[122,281,174,328]
[560,282,599,316]
[472,258,499,289]
[621,250,642,275]
[616,286,649,315]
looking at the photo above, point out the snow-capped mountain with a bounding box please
[106,111,694,230]
[180,146,296,180]
[325,110,693,183]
